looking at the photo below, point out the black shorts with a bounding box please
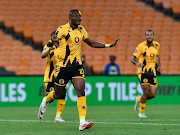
[138,73,157,87]
[54,65,85,86]
[44,81,55,92]
[44,76,67,96]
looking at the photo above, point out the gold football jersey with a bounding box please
[133,41,160,76]
[56,22,89,67]
[42,45,58,82]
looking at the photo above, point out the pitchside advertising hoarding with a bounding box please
[0,76,180,107]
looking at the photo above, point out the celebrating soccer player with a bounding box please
[38,9,120,131]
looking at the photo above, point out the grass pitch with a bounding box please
[0,105,180,135]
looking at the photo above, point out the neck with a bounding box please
[70,23,78,29]
[147,42,153,47]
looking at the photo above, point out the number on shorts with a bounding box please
[153,78,157,84]
[79,68,84,75]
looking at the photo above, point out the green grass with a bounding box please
[0,105,180,135]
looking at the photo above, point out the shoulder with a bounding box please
[139,41,146,47]
[153,41,160,47]
[57,23,68,31]
[42,45,48,51]
[43,44,47,47]
[106,63,111,67]
[115,64,119,67]
[78,25,87,31]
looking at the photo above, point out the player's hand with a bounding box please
[81,54,86,63]
[157,66,162,72]
[109,37,120,47]
[51,30,63,42]
[49,46,55,51]
[136,63,144,68]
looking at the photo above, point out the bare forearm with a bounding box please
[84,37,105,48]
[84,36,119,48]
[41,50,50,58]
[156,56,161,67]
[90,40,105,48]
[131,56,138,65]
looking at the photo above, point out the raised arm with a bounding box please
[84,36,120,48]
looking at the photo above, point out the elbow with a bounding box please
[41,55,45,58]
[130,56,134,63]
[131,56,136,65]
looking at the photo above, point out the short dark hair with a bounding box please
[110,55,116,60]
[145,29,154,35]
[69,9,79,17]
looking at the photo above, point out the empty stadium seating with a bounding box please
[0,0,180,75]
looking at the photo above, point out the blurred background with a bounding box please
[0,0,180,76]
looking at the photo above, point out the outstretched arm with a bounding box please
[84,36,120,48]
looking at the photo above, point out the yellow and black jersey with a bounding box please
[42,45,58,83]
[133,41,160,76]
[56,22,88,67]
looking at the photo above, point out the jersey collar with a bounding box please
[68,22,79,30]
[146,41,154,47]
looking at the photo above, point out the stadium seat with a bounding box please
[172,5,180,14]
[0,0,179,75]
[17,66,29,75]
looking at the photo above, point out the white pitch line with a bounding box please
[126,123,180,126]
[0,119,180,126]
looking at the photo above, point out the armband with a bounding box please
[105,44,110,48]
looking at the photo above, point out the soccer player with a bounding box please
[40,30,86,122]
[41,30,66,122]
[38,9,120,131]
[131,30,161,117]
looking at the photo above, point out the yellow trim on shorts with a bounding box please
[54,82,66,86]
[141,83,150,85]
[72,76,85,79]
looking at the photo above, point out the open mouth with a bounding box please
[76,20,81,23]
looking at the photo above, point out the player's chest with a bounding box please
[64,29,83,45]
[143,46,158,59]
[48,49,58,61]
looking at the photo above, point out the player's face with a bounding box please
[70,11,82,26]
[145,31,154,44]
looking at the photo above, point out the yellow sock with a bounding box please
[56,99,65,116]
[46,91,55,103]
[79,115,85,120]
[139,103,146,113]
[77,96,87,120]
[137,96,141,103]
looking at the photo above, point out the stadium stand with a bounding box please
[0,0,180,75]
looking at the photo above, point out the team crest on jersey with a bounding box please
[150,53,155,58]
[75,37,79,43]
[59,79,65,84]
[43,48,46,51]
[49,87,54,91]
[143,78,148,83]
